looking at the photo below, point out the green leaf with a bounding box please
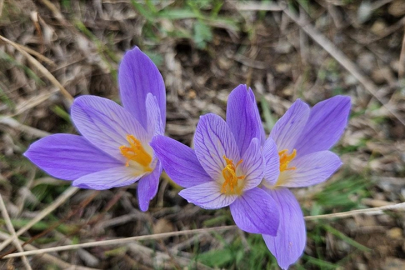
[193,21,212,49]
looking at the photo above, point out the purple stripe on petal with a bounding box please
[279,151,342,188]
[263,188,306,270]
[119,47,166,128]
[263,137,280,186]
[230,188,279,235]
[150,135,212,188]
[138,162,162,211]
[71,95,148,163]
[145,93,164,137]
[226,85,263,156]
[194,113,240,180]
[270,99,310,151]
[294,96,351,156]
[179,182,237,209]
[24,134,121,181]
[72,166,143,190]
[239,138,264,191]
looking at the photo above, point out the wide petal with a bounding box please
[145,93,164,137]
[137,162,162,211]
[294,96,351,156]
[150,135,212,188]
[263,188,306,270]
[71,95,148,163]
[119,47,166,128]
[72,166,143,190]
[239,138,264,191]
[262,137,280,186]
[230,188,279,235]
[179,181,237,209]
[278,151,342,188]
[194,113,240,180]
[226,85,263,156]
[270,99,310,151]
[24,134,121,181]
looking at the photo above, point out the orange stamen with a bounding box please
[220,155,245,195]
[119,135,153,172]
[279,149,297,172]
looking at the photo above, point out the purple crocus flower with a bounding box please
[151,85,279,236]
[24,47,166,211]
[261,96,351,269]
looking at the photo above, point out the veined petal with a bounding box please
[179,181,238,209]
[194,113,240,180]
[226,85,263,156]
[71,95,148,163]
[145,93,164,137]
[230,188,279,235]
[137,162,162,212]
[294,96,351,156]
[249,88,266,145]
[278,151,342,188]
[150,135,212,188]
[262,137,280,186]
[263,188,306,270]
[24,134,121,181]
[119,47,166,128]
[239,138,264,191]
[72,166,143,190]
[270,99,310,151]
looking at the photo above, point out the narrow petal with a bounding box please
[179,182,238,209]
[119,47,166,128]
[294,96,351,156]
[270,99,310,151]
[263,188,306,270]
[71,95,148,162]
[239,138,264,191]
[248,88,266,145]
[145,93,164,137]
[72,166,143,190]
[137,162,162,211]
[150,135,212,188]
[194,113,240,180]
[262,137,280,186]
[226,85,263,156]
[24,134,121,181]
[278,151,342,188]
[230,188,279,235]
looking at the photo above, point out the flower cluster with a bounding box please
[24,47,350,269]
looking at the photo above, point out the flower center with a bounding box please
[279,149,297,172]
[119,134,153,172]
[220,155,245,195]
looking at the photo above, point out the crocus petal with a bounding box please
[263,188,306,270]
[137,162,162,211]
[270,99,310,151]
[226,85,263,156]
[230,188,279,235]
[179,181,237,209]
[239,138,264,191]
[72,166,143,190]
[278,151,342,188]
[24,134,121,181]
[119,47,166,128]
[194,113,240,180]
[145,93,164,137]
[71,95,148,163]
[262,137,280,186]
[294,96,351,156]
[150,135,212,188]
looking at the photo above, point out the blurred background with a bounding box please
[1,0,405,269]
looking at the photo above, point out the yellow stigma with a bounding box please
[119,135,153,172]
[279,149,297,172]
[220,155,245,195]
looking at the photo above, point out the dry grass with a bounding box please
[1,0,405,269]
